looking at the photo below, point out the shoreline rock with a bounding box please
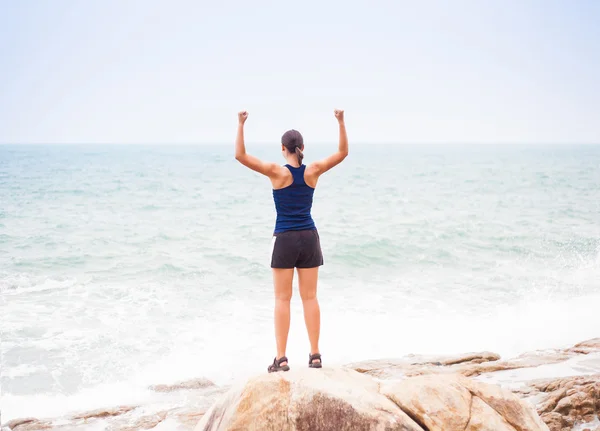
[3,338,598,431]
[347,339,600,380]
[195,368,549,431]
[347,338,600,431]
[515,374,600,431]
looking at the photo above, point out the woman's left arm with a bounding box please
[235,111,280,177]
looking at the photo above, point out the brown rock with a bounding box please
[539,412,570,431]
[520,374,600,431]
[380,374,472,430]
[196,367,423,431]
[116,410,169,431]
[437,352,502,366]
[349,351,574,379]
[457,352,572,378]
[5,418,53,430]
[71,405,136,420]
[350,338,600,382]
[349,352,501,379]
[149,377,215,393]
[462,377,549,431]
[174,410,207,429]
[568,338,600,355]
[381,374,548,431]
[465,396,515,431]
[195,368,549,431]
[13,338,598,431]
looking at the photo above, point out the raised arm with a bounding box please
[310,109,348,176]
[234,111,280,178]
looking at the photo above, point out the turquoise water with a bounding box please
[1,143,599,422]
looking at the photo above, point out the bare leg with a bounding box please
[273,268,294,366]
[297,267,320,362]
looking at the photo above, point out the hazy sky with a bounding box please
[1,0,599,144]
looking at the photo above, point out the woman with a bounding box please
[235,109,348,372]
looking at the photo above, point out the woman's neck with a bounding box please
[285,156,300,167]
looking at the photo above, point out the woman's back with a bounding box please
[272,164,316,234]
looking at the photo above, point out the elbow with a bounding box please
[235,153,244,162]
[340,150,349,159]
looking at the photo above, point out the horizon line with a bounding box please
[1,142,599,146]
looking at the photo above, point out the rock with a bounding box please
[348,351,573,379]
[380,374,472,430]
[568,338,600,355]
[8,338,597,431]
[436,352,502,366]
[116,410,169,431]
[348,352,501,379]
[517,374,600,431]
[195,368,549,431]
[466,397,516,431]
[461,377,549,431]
[381,374,548,431]
[539,412,568,431]
[457,352,571,378]
[174,410,207,429]
[196,367,421,431]
[71,405,136,420]
[5,418,53,430]
[349,338,600,381]
[149,377,215,393]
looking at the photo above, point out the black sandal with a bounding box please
[309,353,322,368]
[268,356,290,373]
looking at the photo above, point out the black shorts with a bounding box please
[271,229,324,269]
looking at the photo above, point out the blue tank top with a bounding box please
[272,164,316,233]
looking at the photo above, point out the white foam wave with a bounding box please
[0,273,80,295]
[2,270,599,424]
[0,379,213,424]
[2,364,48,379]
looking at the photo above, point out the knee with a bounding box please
[275,292,292,302]
[300,291,317,301]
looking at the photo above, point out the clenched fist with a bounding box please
[238,111,249,125]
[334,109,344,123]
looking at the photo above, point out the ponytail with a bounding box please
[295,146,304,165]
[281,129,305,165]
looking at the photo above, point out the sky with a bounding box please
[0,0,599,145]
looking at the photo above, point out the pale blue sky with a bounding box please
[1,0,599,144]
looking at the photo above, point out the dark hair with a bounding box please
[281,129,304,165]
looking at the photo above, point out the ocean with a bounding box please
[1,143,599,424]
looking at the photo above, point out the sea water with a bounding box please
[1,143,599,422]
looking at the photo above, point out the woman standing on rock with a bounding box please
[235,109,348,373]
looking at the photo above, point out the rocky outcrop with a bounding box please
[349,349,577,379]
[195,367,549,431]
[4,418,53,431]
[4,339,598,431]
[349,338,600,431]
[117,411,169,431]
[515,374,600,431]
[70,405,136,420]
[567,339,600,355]
[349,339,600,380]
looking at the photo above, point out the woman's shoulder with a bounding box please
[271,165,294,189]
[304,161,322,177]
[303,163,320,188]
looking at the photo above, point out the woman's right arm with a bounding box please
[234,111,281,178]
[311,110,348,175]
